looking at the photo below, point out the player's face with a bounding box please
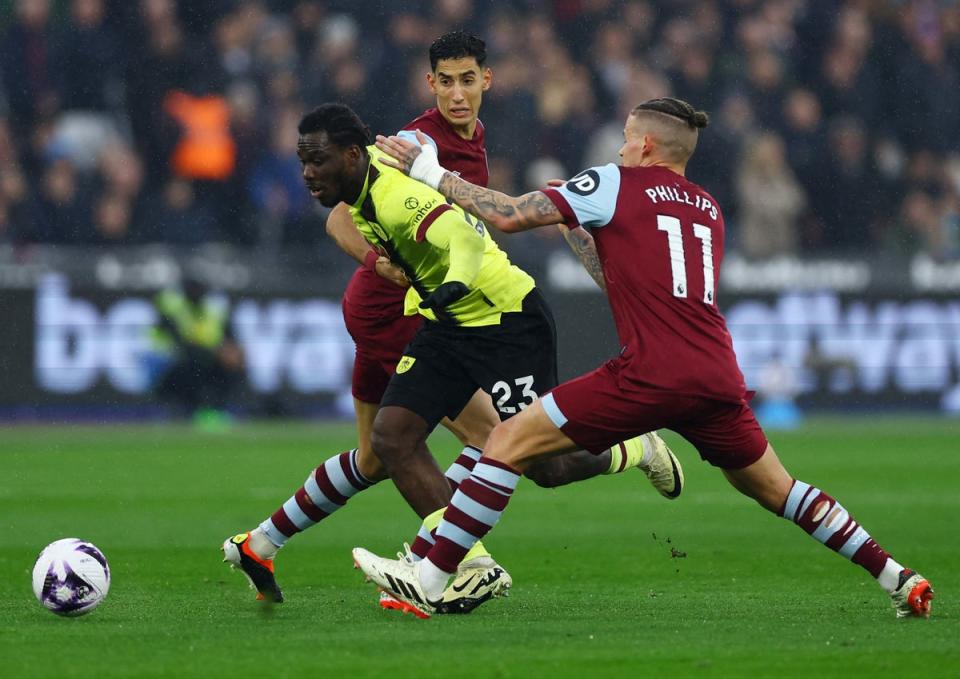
[297,132,363,207]
[619,114,650,167]
[428,57,491,130]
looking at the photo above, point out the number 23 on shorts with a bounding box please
[491,375,537,415]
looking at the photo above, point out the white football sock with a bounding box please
[877,557,905,593]
[418,557,453,601]
[249,528,279,559]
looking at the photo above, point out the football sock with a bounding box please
[259,449,374,549]
[604,435,651,474]
[877,557,906,594]
[410,446,484,560]
[409,508,442,561]
[420,557,454,601]
[409,508,492,563]
[427,457,521,574]
[780,480,892,583]
[444,445,483,492]
[248,527,279,560]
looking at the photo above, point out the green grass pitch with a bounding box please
[1,418,957,678]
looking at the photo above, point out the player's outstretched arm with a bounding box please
[325,201,410,288]
[375,132,563,233]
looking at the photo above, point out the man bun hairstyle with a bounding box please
[298,103,371,150]
[634,97,709,129]
[429,30,487,71]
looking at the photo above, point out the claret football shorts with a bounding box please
[342,298,423,404]
[542,360,769,470]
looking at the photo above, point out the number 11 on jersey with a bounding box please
[656,214,715,304]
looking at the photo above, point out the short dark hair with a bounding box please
[298,103,371,150]
[429,31,486,72]
[633,98,709,129]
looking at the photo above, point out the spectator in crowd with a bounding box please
[742,50,787,130]
[0,163,30,243]
[33,158,90,243]
[0,0,59,137]
[57,0,122,113]
[86,191,134,244]
[141,178,218,244]
[0,118,31,242]
[815,6,880,123]
[735,132,806,258]
[807,116,884,253]
[890,5,960,154]
[886,150,960,259]
[247,104,316,244]
[780,88,824,195]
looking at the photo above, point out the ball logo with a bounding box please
[404,197,419,210]
[396,356,416,374]
[567,170,600,196]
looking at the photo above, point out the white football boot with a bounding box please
[435,554,512,614]
[890,569,933,618]
[625,432,684,499]
[354,547,436,619]
[378,546,512,615]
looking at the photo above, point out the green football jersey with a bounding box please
[349,146,535,327]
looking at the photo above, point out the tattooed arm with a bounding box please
[375,131,563,233]
[377,133,606,288]
[439,167,605,288]
[436,173,563,233]
[558,223,606,291]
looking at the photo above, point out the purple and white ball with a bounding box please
[32,538,110,617]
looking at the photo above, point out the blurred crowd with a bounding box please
[0,0,959,260]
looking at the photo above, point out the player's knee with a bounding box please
[370,414,428,470]
[355,445,387,482]
[369,424,405,466]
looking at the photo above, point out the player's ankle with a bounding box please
[249,528,279,560]
[635,435,654,469]
[419,557,453,601]
[877,557,905,594]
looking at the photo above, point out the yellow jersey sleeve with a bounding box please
[354,149,535,326]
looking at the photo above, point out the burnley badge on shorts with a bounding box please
[397,356,416,374]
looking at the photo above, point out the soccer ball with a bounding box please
[32,538,110,617]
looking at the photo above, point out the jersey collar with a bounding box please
[351,147,381,211]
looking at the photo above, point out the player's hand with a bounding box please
[375,130,447,189]
[375,133,421,173]
[419,281,469,311]
[375,256,410,288]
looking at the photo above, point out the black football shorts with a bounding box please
[379,288,559,430]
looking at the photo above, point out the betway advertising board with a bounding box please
[6,273,355,412]
[2,272,960,414]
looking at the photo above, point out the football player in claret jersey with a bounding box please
[356,97,934,620]
[223,33,683,612]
